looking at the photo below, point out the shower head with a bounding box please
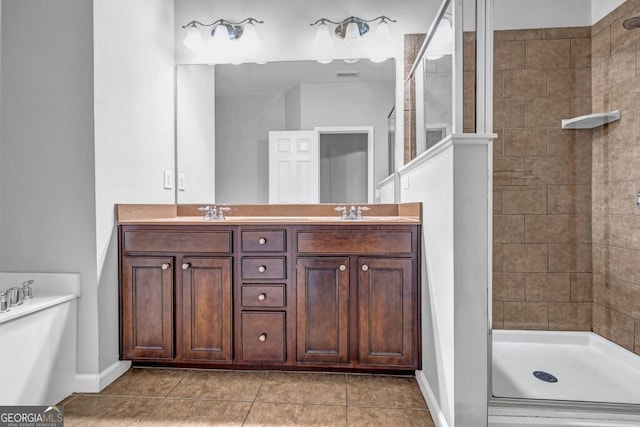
[623,14,640,30]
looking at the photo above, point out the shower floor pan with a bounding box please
[492,330,640,405]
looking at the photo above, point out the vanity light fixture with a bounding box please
[182,18,264,51]
[310,16,396,50]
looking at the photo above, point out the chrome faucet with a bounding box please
[198,205,231,221]
[335,206,370,220]
[0,292,7,313]
[5,287,24,307]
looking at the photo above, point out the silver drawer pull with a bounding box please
[339,264,346,271]
[362,265,369,271]
[161,263,170,270]
[259,333,267,342]
[258,237,267,245]
[181,263,190,270]
[258,265,267,273]
[258,293,267,301]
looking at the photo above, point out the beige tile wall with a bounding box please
[591,0,640,354]
[488,27,594,331]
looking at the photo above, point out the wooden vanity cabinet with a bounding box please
[119,221,420,371]
[295,226,420,370]
[119,227,233,364]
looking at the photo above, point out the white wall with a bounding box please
[176,65,216,203]
[299,81,394,187]
[400,135,492,427]
[0,0,98,374]
[93,0,176,373]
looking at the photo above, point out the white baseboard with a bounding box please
[416,370,449,427]
[75,360,131,393]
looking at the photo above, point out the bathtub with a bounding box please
[0,272,80,405]
[490,330,640,427]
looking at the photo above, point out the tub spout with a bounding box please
[5,287,24,307]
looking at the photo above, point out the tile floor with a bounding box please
[60,368,435,426]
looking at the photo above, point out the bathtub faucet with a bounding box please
[5,287,24,307]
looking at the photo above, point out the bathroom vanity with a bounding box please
[117,203,421,372]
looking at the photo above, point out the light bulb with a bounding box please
[241,22,260,50]
[344,21,362,48]
[183,26,203,50]
[211,24,231,48]
[313,22,333,50]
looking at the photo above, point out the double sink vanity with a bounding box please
[117,203,422,373]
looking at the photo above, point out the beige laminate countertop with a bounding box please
[115,203,422,225]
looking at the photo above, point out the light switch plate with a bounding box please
[163,170,173,190]
[178,173,186,191]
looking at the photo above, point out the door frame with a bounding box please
[314,126,375,203]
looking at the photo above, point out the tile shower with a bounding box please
[484,0,640,356]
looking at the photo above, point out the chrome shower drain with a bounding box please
[533,370,558,383]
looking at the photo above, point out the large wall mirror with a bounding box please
[176,59,395,204]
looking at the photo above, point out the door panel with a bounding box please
[269,131,319,203]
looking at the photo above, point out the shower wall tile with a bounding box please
[494,40,526,70]
[591,0,640,353]
[524,215,570,243]
[525,273,571,302]
[526,39,571,69]
[571,37,592,68]
[503,128,548,157]
[502,244,548,272]
[570,273,593,302]
[503,186,547,214]
[494,215,525,243]
[493,273,526,301]
[503,302,549,329]
[569,215,592,244]
[493,303,504,329]
[549,302,592,330]
[593,304,635,351]
[548,244,592,273]
[491,26,593,331]
[503,70,547,99]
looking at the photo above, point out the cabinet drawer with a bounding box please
[242,285,285,308]
[241,257,286,279]
[297,231,413,255]
[241,230,285,252]
[241,312,286,362]
[123,230,232,253]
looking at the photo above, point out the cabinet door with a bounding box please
[296,257,349,363]
[181,257,232,362]
[121,256,174,360]
[358,258,415,367]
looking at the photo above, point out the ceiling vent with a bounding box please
[336,71,360,78]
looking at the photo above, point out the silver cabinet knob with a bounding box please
[161,263,170,270]
[362,265,369,271]
[258,237,267,245]
[339,264,346,271]
[258,293,266,301]
[258,265,267,273]
[259,334,267,342]
[181,263,190,270]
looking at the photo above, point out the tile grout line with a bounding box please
[241,370,268,426]
[135,369,191,426]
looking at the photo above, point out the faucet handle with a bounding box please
[217,207,231,220]
[334,206,347,219]
[0,292,7,313]
[22,280,34,299]
[197,206,215,220]
[356,206,370,220]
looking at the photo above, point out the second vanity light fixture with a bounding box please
[182,18,263,51]
[310,16,396,51]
